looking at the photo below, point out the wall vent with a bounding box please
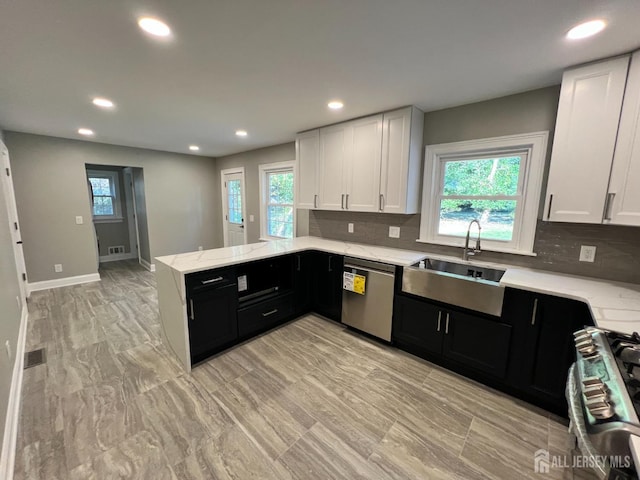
[108,245,125,255]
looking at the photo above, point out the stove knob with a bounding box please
[586,398,615,420]
[578,344,598,357]
[574,329,591,339]
[583,385,607,399]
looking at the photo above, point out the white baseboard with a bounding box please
[139,258,155,272]
[27,273,101,294]
[99,252,137,263]
[0,303,28,480]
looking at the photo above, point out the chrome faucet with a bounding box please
[462,220,482,261]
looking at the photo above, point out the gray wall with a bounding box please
[309,86,640,285]
[86,165,131,256]
[5,132,220,282]
[215,142,308,244]
[0,141,22,457]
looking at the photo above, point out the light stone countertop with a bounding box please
[155,235,640,334]
[154,236,430,274]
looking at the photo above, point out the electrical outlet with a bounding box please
[249,215,255,222]
[579,245,597,263]
[389,226,400,238]
[348,223,354,233]
[5,340,11,359]
[75,216,83,225]
[54,264,63,273]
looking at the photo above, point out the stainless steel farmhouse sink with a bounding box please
[402,259,506,316]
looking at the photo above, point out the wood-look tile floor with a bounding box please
[14,260,598,480]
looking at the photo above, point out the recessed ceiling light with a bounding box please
[138,17,171,37]
[78,128,94,136]
[92,97,114,108]
[328,101,344,110]
[189,145,200,151]
[567,19,606,40]
[235,130,248,137]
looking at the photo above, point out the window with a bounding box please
[259,161,295,240]
[419,132,548,255]
[87,170,122,222]
[227,179,243,224]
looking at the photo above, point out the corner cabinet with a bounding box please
[295,106,424,214]
[545,52,640,226]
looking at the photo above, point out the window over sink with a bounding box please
[418,132,548,255]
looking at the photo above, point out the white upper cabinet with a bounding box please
[343,115,383,212]
[295,130,320,209]
[544,55,630,223]
[318,124,349,210]
[380,107,424,214]
[295,106,424,213]
[607,51,640,226]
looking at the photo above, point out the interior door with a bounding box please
[223,171,246,246]
[1,142,28,301]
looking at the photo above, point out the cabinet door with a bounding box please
[293,252,313,314]
[608,50,640,226]
[380,107,423,214]
[392,295,444,356]
[295,130,320,209]
[545,56,629,223]
[518,294,592,407]
[312,252,343,321]
[188,284,238,363]
[344,115,383,212]
[318,124,350,210]
[442,310,512,379]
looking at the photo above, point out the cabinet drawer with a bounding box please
[238,293,294,338]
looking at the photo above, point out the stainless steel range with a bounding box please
[568,327,640,479]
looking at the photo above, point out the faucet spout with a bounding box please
[463,220,482,261]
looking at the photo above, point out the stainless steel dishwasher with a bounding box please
[342,257,395,341]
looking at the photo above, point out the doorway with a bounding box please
[221,168,247,247]
[1,141,27,301]
[85,165,151,270]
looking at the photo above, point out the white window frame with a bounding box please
[259,161,296,241]
[418,131,548,256]
[87,169,123,223]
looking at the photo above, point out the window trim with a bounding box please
[418,131,548,256]
[259,161,296,241]
[87,169,124,223]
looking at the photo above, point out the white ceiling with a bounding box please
[1,1,639,157]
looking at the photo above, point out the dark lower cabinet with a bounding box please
[442,309,511,379]
[393,295,512,380]
[312,251,343,321]
[504,288,593,411]
[293,252,313,315]
[238,292,294,338]
[187,280,238,364]
[392,295,444,356]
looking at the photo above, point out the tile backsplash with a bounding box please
[309,210,640,284]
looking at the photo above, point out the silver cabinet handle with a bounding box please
[531,298,538,326]
[345,194,349,210]
[262,309,278,317]
[201,276,223,285]
[547,194,553,220]
[436,311,442,332]
[296,255,301,271]
[379,194,384,211]
[341,194,345,209]
[189,299,194,320]
[328,255,333,272]
[604,193,615,221]
[314,194,318,209]
[445,313,450,334]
